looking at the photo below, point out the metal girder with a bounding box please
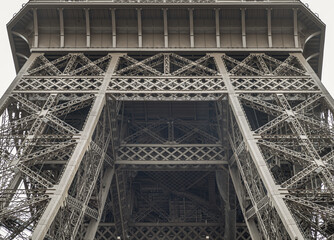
[2,51,334,240]
[116,54,163,76]
[213,53,304,240]
[83,167,115,240]
[31,54,122,239]
[220,52,334,239]
[117,145,225,164]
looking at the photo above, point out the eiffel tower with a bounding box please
[0,0,333,239]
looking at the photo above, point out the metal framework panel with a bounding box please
[1,1,333,240]
[1,51,334,240]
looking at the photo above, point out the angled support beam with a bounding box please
[59,8,64,48]
[84,167,115,240]
[215,8,220,48]
[0,53,41,112]
[241,8,246,48]
[111,8,116,48]
[228,164,261,240]
[293,8,299,48]
[0,55,43,209]
[137,8,142,48]
[33,8,38,48]
[292,53,334,111]
[212,53,304,240]
[189,8,194,48]
[163,8,168,48]
[85,8,91,48]
[32,54,123,240]
[267,8,272,48]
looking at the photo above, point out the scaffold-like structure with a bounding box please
[1,0,333,239]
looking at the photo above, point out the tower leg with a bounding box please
[32,54,122,240]
[213,53,304,240]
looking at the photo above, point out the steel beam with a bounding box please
[267,8,272,48]
[163,8,168,48]
[293,8,299,48]
[111,8,116,48]
[85,8,91,48]
[215,8,220,48]
[84,167,115,240]
[241,8,246,48]
[189,8,194,48]
[137,8,142,48]
[33,8,38,48]
[212,53,304,240]
[228,164,261,240]
[293,53,334,110]
[32,54,122,240]
[59,8,64,48]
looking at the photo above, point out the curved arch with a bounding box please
[12,31,29,45]
[304,31,321,46]
[306,52,320,62]
[16,52,29,61]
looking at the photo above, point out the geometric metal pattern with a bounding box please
[0,53,118,240]
[1,1,333,239]
[1,51,334,239]
[94,224,252,240]
[109,53,225,102]
[218,53,334,240]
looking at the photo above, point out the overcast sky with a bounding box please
[0,0,333,97]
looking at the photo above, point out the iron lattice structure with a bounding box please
[1,1,334,240]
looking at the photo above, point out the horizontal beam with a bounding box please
[94,222,232,227]
[116,166,220,171]
[22,2,316,9]
[115,160,228,165]
[31,47,304,53]
[121,144,222,147]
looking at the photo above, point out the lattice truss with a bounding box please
[117,102,225,166]
[0,53,119,239]
[95,170,250,240]
[2,51,333,240]
[109,53,225,101]
[222,53,334,239]
[97,99,234,238]
[95,224,250,240]
[15,53,113,92]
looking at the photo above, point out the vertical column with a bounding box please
[212,53,304,240]
[137,8,142,48]
[217,170,236,240]
[241,8,246,48]
[59,8,64,48]
[215,8,220,48]
[267,8,272,48]
[33,8,38,48]
[189,8,194,48]
[111,8,117,48]
[32,54,123,240]
[293,8,299,48]
[163,8,168,48]
[164,53,170,75]
[85,8,91,48]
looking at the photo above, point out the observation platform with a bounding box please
[8,0,324,76]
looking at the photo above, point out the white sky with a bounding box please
[0,0,333,97]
